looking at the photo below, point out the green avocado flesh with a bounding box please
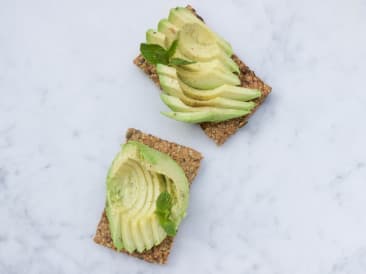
[157,19,179,47]
[144,7,261,123]
[168,7,233,55]
[156,64,258,123]
[162,108,250,123]
[177,23,239,73]
[176,64,240,89]
[161,94,250,123]
[106,141,189,253]
[158,73,256,110]
[146,29,166,49]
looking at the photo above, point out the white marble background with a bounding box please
[1,0,366,273]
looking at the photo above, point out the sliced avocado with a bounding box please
[160,94,250,122]
[139,211,154,250]
[121,214,137,252]
[179,80,261,101]
[171,48,194,63]
[161,93,254,113]
[157,19,179,47]
[158,73,183,97]
[179,23,218,58]
[128,161,154,252]
[179,60,220,72]
[161,93,203,112]
[168,7,233,55]
[106,141,189,253]
[106,207,123,250]
[162,108,250,123]
[159,73,256,110]
[157,64,261,101]
[156,63,177,78]
[146,29,166,48]
[150,214,166,245]
[177,23,239,73]
[177,65,240,89]
[181,58,238,74]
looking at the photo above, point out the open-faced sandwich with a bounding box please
[134,6,271,145]
[94,129,202,264]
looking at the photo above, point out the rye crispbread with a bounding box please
[133,5,271,145]
[94,128,202,264]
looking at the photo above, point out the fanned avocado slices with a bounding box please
[156,64,258,123]
[159,74,256,110]
[160,94,251,123]
[141,6,261,124]
[106,141,189,253]
[167,6,233,55]
[177,23,239,73]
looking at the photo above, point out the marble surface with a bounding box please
[1,0,366,273]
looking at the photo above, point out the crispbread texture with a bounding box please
[133,5,271,145]
[94,128,202,264]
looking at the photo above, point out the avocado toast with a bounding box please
[94,128,202,264]
[134,5,271,145]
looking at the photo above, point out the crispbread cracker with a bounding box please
[94,128,202,264]
[133,5,271,145]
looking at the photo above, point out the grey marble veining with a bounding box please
[1,0,366,273]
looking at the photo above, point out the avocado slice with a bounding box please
[156,63,177,78]
[146,29,167,49]
[159,73,256,110]
[157,64,260,101]
[160,93,250,123]
[180,60,223,72]
[177,65,240,89]
[160,93,252,113]
[177,23,239,73]
[162,108,250,123]
[161,93,209,112]
[180,59,238,74]
[157,19,179,47]
[168,7,233,56]
[106,141,189,253]
[178,80,261,101]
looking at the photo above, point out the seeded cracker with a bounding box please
[134,5,271,145]
[94,128,203,264]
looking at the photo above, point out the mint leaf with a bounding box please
[140,43,169,65]
[155,209,169,219]
[155,191,177,236]
[159,217,177,236]
[169,58,196,66]
[156,191,172,211]
[140,40,195,67]
[167,40,178,59]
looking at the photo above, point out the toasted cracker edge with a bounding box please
[93,128,202,264]
[133,5,272,145]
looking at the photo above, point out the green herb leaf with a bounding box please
[156,191,172,210]
[140,43,169,65]
[159,217,177,236]
[140,39,195,67]
[155,209,169,219]
[167,40,178,59]
[169,58,196,66]
[155,191,177,236]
